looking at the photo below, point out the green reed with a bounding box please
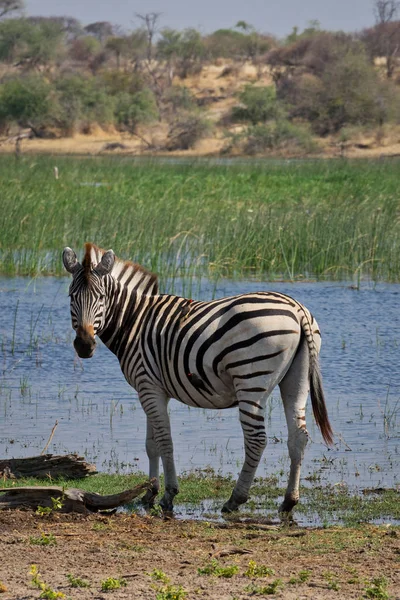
[1,155,400,283]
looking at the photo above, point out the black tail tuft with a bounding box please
[310,360,334,447]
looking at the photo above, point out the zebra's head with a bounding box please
[63,246,115,359]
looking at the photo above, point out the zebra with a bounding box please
[63,243,333,514]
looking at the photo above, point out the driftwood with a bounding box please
[0,480,152,514]
[0,454,97,480]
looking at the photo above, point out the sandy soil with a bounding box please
[0,510,399,599]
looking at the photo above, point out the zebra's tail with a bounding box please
[309,357,334,447]
[299,308,334,447]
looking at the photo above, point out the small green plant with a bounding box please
[246,579,283,595]
[289,569,311,584]
[364,576,390,600]
[36,497,64,517]
[29,533,57,546]
[155,584,188,600]
[150,569,170,583]
[100,577,127,592]
[150,504,164,517]
[66,574,90,588]
[245,560,275,578]
[198,559,239,578]
[30,565,65,599]
[323,571,340,591]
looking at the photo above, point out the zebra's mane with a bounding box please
[82,243,158,295]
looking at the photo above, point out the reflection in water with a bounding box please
[0,277,399,493]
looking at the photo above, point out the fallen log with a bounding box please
[0,480,152,514]
[0,454,97,480]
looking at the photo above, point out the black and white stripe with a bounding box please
[63,244,333,514]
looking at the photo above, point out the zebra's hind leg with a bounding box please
[222,395,267,513]
[278,337,310,514]
[141,419,160,507]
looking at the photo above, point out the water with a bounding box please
[0,277,399,495]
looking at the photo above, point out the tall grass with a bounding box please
[1,155,400,284]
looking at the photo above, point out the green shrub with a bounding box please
[232,85,283,124]
[114,89,158,133]
[0,75,51,130]
[167,110,211,150]
[242,120,317,154]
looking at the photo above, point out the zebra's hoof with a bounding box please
[222,492,247,513]
[279,495,298,514]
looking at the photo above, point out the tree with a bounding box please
[84,21,114,44]
[136,12,161,61]
[365,0,400,78]
[0,75,51,130]
[105,36,129,69]
[374,0,400,23]
[0,0,24,20]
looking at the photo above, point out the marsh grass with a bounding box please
[1,156,400,283]
[1,471,399,525]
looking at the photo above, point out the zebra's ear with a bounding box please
[94,249,115,278]
[62,247,81,275]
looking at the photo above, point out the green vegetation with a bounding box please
[66,574,91,588]
[30,565,65,599]
[1,156,400,284]
[245,560,275,578]
[1,470,398,525]
[364,576,390,600]
[198,559,239,578]
[29,532,57,546]
[245,579,284,595]
[100,577,127,591]
[155,584,188,600]
[0,4,399,153]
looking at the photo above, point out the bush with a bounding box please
[243,121,317,154]
[224,120,317,155]
[52,75,115,134]
[114,89,158,133]
[0,76,52,130]
[167,111,211,150]
[231,85,284,124]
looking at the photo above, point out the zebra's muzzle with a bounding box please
[74,326,96,359]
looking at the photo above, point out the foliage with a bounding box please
[68,35,101,62]
[30,565,65,599]
[29,532,57,546]
[167,111,211,150]
[231,120,316,155]
[364,576,390,600]
[245,561,275,578]
[100,577,127,591]
[232,85,283,124]
[198,559,239,578]
[66,574,90,588]
[245,579,284,595]
[155,585,188,600]
[53,74,115,133]
[0,17,64,67]
[0,75,51,129]
[114,89,158,133]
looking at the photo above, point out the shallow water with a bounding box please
[0,277,399,497]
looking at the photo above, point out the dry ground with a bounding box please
[0,510,399,599]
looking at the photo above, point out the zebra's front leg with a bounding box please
[141,419,160,507]
[222,398,267,513]
[139,391,179,513]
